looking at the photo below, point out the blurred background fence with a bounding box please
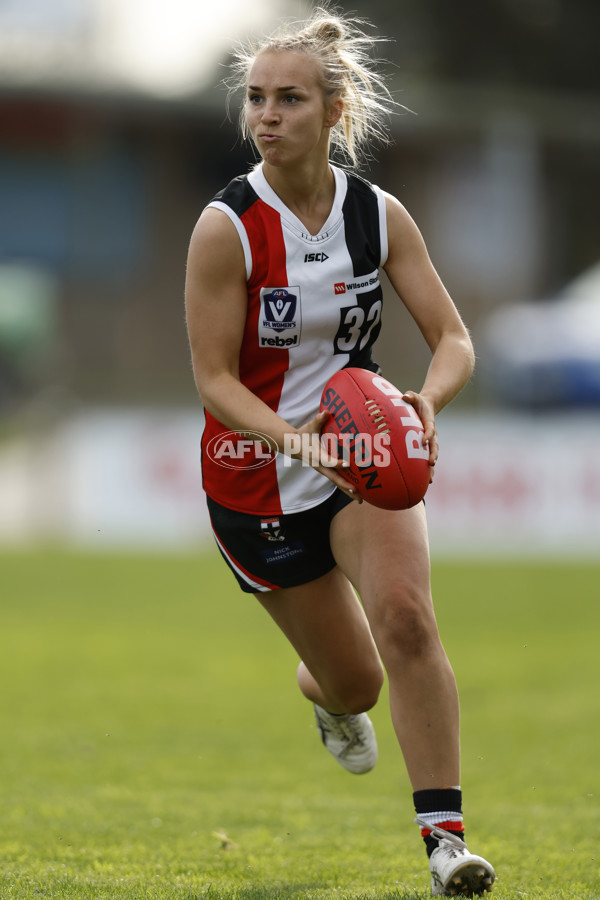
[1,0,599,556]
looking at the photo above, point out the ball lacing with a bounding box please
[364,398,390,433]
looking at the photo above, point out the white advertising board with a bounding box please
[427,414,600,557]
[0,409,598,557]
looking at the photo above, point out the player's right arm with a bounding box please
[185,207,263,431]
[184,208,354,494]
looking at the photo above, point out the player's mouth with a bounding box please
[259,134,281,143]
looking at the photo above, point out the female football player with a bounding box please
[185,6,495,895]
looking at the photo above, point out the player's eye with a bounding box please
[248,94,263,103]
[283,94,299,103]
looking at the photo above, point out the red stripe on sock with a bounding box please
[420,820,464,838]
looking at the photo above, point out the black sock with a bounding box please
[413,788,464,857]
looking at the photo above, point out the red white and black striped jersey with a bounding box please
[201,163,389,515]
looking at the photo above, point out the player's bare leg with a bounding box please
[330,500,495,893]
[255,566,384,715]
[255,566,384,773]
[330,500,460,790]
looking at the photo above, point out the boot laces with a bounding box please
[317,710,365,757]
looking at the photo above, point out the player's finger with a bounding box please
[301,409,330,435]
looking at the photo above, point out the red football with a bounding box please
[319,367,431,510]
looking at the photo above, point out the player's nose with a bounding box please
[261,99,280,122]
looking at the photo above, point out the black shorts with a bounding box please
[206,490,354,593]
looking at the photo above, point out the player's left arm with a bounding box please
[382,192,475,459]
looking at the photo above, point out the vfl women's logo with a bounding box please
[259,287,302,348]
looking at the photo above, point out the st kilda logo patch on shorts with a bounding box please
[258,287,302,348]
[260,517,286,542]
[259,516,306,566]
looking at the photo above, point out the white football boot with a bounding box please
[415,818,496,896]
[313,704,378,774]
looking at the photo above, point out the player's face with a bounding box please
[245,51,340,168]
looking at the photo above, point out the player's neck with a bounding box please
[262,159,336,236]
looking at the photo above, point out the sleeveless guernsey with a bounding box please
[201,163,389,515]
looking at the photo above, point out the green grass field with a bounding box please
[0,549,598,899]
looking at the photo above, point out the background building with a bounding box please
[1,0,599,552]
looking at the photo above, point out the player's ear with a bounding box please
[325,97,343,129]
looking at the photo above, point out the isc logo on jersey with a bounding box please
[259,287,302,348]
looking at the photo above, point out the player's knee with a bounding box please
[374,587,438,659]
[353,664,384,712]
[330,662,384,714]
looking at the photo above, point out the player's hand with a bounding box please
[292,410,363,502]
[402,391,438,481]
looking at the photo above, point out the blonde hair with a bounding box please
[227,6,398,168]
